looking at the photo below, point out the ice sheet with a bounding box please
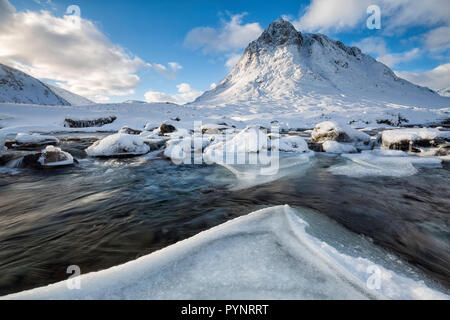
[327,151,442,177]
[4,205,448,300]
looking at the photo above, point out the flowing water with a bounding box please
[0,133,449,296]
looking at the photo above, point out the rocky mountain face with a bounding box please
[0,63,91,106]
[437,87,450,97]
[194,19,446,109]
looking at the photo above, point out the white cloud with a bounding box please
[152,62,183,80]
[184,13,262,54]
[423,26,450,51]
[377,48,420,68]
[0,0,150,101]
[353,37,420,67]
[396,63,450,91]
[293,0,450,33]
[225,53,242,69]
[144,83,203,105]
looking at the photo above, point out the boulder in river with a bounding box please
[158,121,177,136]
[381,128,450,152]
[311,121,370,144]
[37,146,74,168]
[118,126,142,135]
[14,133,59,148]
[64,116,116,128]
[85,133,150,157]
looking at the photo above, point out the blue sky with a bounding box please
[2,0,449,102]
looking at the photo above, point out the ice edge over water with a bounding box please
[4,205,448,300]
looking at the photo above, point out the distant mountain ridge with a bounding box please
[0,63,92,106]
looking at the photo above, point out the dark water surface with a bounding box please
[0,134,449,296]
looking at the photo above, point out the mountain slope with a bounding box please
[47,84,93,106]
[0,63,91,106]
[194,19,448,110]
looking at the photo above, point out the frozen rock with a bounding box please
[118,126,142,135]
[271,135,309,153]
[63,116,116,128]
[203,127,268,163]
[381,128,450,151]
[15,133,59,146]
[311,121,370,143]
[200,123,229,134]
[322,141,357,154]
[85,133,150,157]
[158,121,177,136]
[144,122,158,131]
[38,145,74,168]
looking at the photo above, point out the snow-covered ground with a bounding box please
[4,205,448,300]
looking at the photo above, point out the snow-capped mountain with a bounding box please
[0,63,91,106]
[194,19,448,110]
[437,87,450,97]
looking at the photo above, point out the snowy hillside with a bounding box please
[437,87,450,97]
[194,19,449,113]
[0,63,71,106]
[47,84,93,106]
[0,63,91,106]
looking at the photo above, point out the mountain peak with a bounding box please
[255,18,303,47]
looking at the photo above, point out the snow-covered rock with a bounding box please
[15,133,59,146]
[63,116,117,128]
[118,126,142,135]
[85,133,150,157]
[158,121,177,136]
[200,123,229,134]
[144,122,159,131]
[271,135,309,153]
[322,141,357,154]
[381,128,450,151]
[38,145,74,168]
[311,121,370,143]
[206,127,268,156]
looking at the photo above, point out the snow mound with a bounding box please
[311,121,371,143]
[4,205,448,300]
[85,133,150,157]
[322,141,357,154]
[15,133,59,145]
[204,127,268,161]
[328,151,442,177]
